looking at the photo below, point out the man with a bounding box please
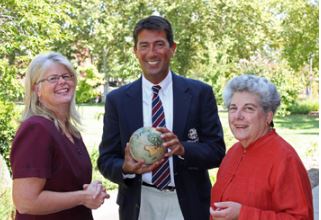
[98,15,225,220]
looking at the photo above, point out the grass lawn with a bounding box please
[77,104,319,188]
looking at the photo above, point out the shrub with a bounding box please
[288,99,319,114]
[0,101,18,169]
[89,147,118,191]
[76,81,100,103]
[76,65,104,103]
[0,60,21,169]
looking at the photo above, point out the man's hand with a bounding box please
[156,127,185,157]
[122,143,163,174]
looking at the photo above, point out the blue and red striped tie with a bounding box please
[151,85,171,190]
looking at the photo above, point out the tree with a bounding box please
[0,0,318,168]
[275,0,319,70]
[0,0,75,167]
[275,0,319,98]
[0,60,20,168]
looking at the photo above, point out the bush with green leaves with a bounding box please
[0,60,21,169]
[0,101,18,169]
[288,99,319,114]
[76,65,104,103]
[89,148,118,191]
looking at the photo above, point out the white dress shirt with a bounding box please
[141,71,175,186]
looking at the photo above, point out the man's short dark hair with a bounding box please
[133,16,174,48]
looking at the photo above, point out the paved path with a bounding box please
[93,186,319,220]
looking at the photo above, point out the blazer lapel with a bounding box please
[125,78,144,134]
[172,73,191,139]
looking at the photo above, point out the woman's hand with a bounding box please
[210,201,241,220]
[82,180,110,209]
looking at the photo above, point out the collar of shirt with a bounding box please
[142,70,172,104]
[142,71,173,130]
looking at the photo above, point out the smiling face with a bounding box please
[228,91,273,148]
[36,63,75,113]
[134,29,176,84]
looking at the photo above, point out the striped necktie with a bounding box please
[151,85,171,190]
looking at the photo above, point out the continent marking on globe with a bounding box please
[144,145,162,158]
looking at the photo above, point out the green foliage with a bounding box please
[0,100,18,168]
[76,82,97,103]
[76,65,104,103]
[0,60,23,101]
[209,169,217,185]
[186,0,299,105]
[276,0,319,70]
[89,148,118,191]
[305,141,318,158]
[287,99,319,114]
[158,0,210,75]
[0,61,20,168]
[0,0,319,172]
[0,0,74,66]
[1,0,319,100]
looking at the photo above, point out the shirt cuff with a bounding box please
[178,155,185,160]
[122,173,136,179]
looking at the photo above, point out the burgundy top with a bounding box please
[10,116,93,220]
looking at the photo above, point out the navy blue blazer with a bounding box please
[98,73,225,220]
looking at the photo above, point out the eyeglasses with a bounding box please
[37,73,74,84]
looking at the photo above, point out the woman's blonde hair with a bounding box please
[22,52,81,138]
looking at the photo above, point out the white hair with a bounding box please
[223,74,281,114]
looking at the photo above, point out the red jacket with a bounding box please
[211,129,313,220]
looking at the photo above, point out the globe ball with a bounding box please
[129,127,165,164]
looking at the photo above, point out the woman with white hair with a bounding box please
[210,74,313,220]
[10,52,109,220]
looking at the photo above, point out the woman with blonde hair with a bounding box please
[10,52,109,220]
